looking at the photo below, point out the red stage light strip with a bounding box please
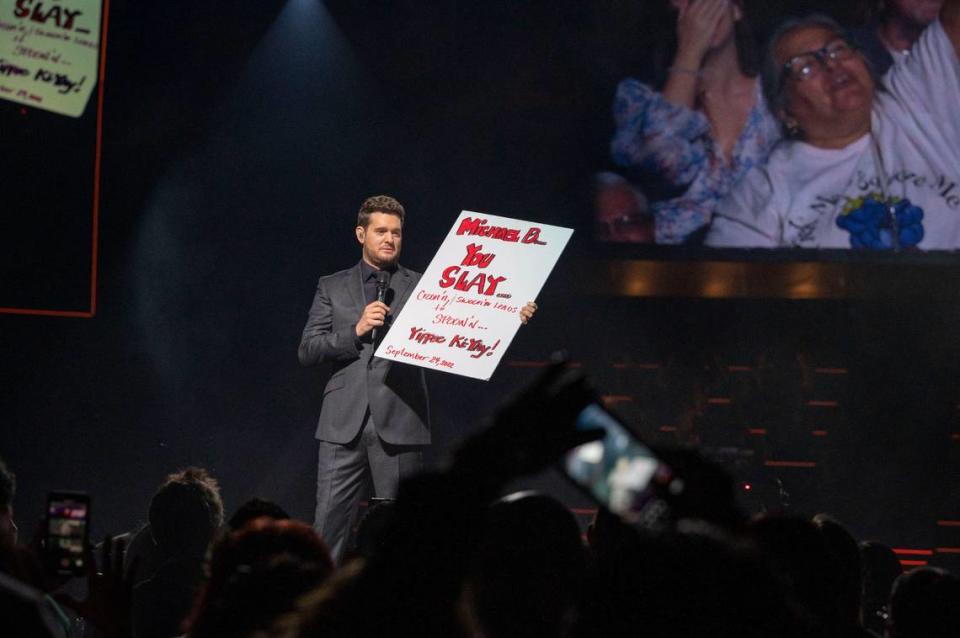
[937,520,960,527]
[899,560,929,567]
[748,428,767,435]
[893,548,934,556]
[935,547,960,554]
[0,0,110,319]
[89,0,110,318]
[0,307,96,318]
[607,363,663,370]
[764,460,817,468]
[812,430,829,436]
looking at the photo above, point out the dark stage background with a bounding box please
[1,0,958,569]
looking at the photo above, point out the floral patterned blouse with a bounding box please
[611,78,781,244]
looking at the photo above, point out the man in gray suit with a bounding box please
[300,195,538,562]
[298,195,429,562]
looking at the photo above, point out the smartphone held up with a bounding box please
[562,402,677,524]
[44,491,90,576]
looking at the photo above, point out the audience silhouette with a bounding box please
[1,364,957,638]
[131,468,224,638]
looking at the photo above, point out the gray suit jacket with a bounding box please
[298,262,430,445]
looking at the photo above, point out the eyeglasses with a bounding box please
[782,38,856,82]
[595,214,651,241]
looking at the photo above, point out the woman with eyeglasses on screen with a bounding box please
[707,4,960,249]
[609,0,780,245]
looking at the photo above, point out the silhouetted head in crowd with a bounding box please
[812,513,863,628]
[0,458,17,547]
[350,499,398,562]
[859,540,902,635]
[227,497,290,531]
[0,460,42,588]
[268,560,375,638]
[887,566,960,638]
[583,520,805,637]
[748,514,846,632]
[465,491,586,638]
[184,517,333,638]
[586,506,639,562]
[149,467,224,559]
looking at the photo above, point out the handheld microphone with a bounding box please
[375,270,391,303]
[371,270,391,345]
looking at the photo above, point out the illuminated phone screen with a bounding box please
[563,403,661,521]
[47,496,88,573]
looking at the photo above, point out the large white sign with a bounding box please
[375,211,573,380]
[0,0,102,117]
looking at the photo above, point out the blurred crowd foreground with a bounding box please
[2,360,960,638]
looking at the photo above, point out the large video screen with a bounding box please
[589,0,958,260]
[0,0,105,315]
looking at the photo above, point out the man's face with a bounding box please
[0,505,17,546]
[777,26,874,143]
[595,179,653,243]
[356,212,402,269]
[889,0,943,28]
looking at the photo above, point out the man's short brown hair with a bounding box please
[357,195,405,228]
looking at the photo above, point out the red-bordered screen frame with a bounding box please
[0,0,111,319]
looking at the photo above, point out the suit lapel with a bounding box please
[348,262,366,315]
[390,266,416,311]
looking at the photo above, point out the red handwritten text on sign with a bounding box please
[408,326,500,359]
[456,217,548,245]
[14,1,85,31]
[439,242,507,296]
